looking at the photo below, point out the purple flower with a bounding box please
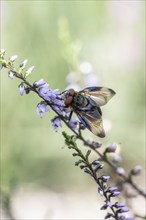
[108,186,119,193]
[100,203,108,210]
[51,117,62,131]
[69,119,78,130]
[64,107,71,114]
[92,160,104,170]
[83,167,92,175]
[117,207,129,213]
[101,175,110,182]
[105,213,114,219]
[52,105,63,115]
[106,200,112,208]
[123,217,134,220]
[114,202,125,208]
[39,87,53,101]
[38,85,65,115]
[8,71,14,79]
[119,217,134,220]
[98,187,104,196]
[34,79,47,87]
[110,191,121,197]
[36,102,50,118]
[19,83,25,96]
[53,98,65,107]
[92,140,102,148]
[38,85,64,114]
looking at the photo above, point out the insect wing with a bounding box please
[74,107,105,138]
[80,87,116,107]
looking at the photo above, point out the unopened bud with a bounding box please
[105,143,117,153]
[116,167,125,175]
[9,55,18,62]
[131,165,142,176]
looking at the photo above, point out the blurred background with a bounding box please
[1,1,145,219]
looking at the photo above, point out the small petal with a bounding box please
[105,213,114,219]
[98,187,104,196]
[83,168,92,175]
[92,140,102,148]
[20,59,28,68]
[92,160,101,166]
[84,140,102,148]
[64,107,71,114]
[52,105,63,115]
[100,203,108,210]
[117,207,129,213]
[106,200,112,208]
[19,83,25,96]
[26,66,35,75]
[8,71,14,79]
[34,79,47,87]
[101,175,110,182]
[124,217,134,220]
[69,119,78,130]
[111,191,120,197]
[114,202,125,208]
[108,186,119,193]
[9,55,18,62]
[36,102,50,118]
[51,117,62,132]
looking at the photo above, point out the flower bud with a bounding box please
[98,187,104,196]
[8,71,14,79]
[131,165,142,176]
[19,59,28,68]
[117,207,129,213]
[26,66,35,76]
[9,55,18,62]
[34,79,47,87]
[110,191,120,197]
[116,167,125,175]
[0,49,5,58]
[100,203,108,210]
[19,83,25,96]
[114,202,125,208]
[105,143,117,153]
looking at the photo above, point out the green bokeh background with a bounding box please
[1,0,145,214]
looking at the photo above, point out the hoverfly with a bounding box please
[63,87,116,138]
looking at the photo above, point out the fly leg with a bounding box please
[67,111,73,121]
[63,106,73,122]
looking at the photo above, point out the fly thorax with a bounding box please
[74,94,88,107]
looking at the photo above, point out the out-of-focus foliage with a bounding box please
[1,0,145,195]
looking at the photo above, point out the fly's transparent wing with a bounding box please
[75,107,105,138]
[81,87,116,107]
